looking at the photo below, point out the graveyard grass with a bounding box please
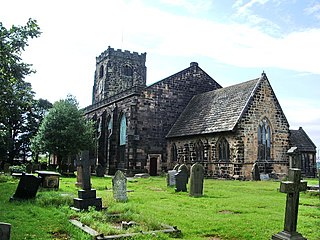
[0,174,319,240]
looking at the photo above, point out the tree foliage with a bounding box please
[0,19,42,164]
[34,95,95,164]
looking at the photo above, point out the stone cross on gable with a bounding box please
[272,168,307,240]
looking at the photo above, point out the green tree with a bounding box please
[0,18,41,164]
[34,95,95,168]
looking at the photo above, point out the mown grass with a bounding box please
[0,174,319,240]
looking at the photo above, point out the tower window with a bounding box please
[123,65,133,76]
[99,65,104,78]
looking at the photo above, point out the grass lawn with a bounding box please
[0,174,319,240]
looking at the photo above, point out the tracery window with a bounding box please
[123,65,133,76]
[258,118,271,160]
[171,143,178,162]
[217,138,230,161]
[195,140,204,162]
[119,115,126,146]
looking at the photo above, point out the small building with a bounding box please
[289,127,317,177]
[166,74,290,179]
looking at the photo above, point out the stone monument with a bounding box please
[10,172,41,200]
[0,222,11,240]
[112,170,127,202]
[272,168,307,240]
[287,147,301,169]
[167,170,177,187]
[251,162,260,181]
[73,150,102,211]
[189,163,204,197]
[175,164,188,192]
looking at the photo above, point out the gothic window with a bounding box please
[171,143,178,162]
[217,138,230,161]
[119,114,126,146]
[123,65,133,76]
[99,65,104,78]
[107,115,113,137]
[258,118,271,161]
[195,140,204,162]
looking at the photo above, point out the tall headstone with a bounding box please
[251,162,260,181]
[288,147,301,169]
[73,150,102,211]
[175,164,188,192]
[189,163,204,197]
[10,173,41,200]
[167,170,177,187]
[272,168,307,240]
[173,164,180,171]
[112,170,127,202]
[0,222,11,240]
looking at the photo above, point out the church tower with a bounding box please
[92,46,147,103]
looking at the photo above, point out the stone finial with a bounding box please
[190,62,198,67]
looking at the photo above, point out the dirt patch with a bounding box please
[50,230,70,240]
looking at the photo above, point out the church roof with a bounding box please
[290,127,316,152]
[166,77,262,138]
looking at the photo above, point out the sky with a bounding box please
[1,0,320,155]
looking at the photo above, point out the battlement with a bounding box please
[96,46,146,63]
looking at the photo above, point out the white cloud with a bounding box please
[304,3,320,15]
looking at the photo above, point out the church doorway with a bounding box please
[147,154,161,176]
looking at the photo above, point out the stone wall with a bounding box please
[167,78,290,179]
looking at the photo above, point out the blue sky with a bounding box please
[1,0,320,154]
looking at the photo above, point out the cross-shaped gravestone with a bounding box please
[73,150,102,211]
[272,168,307,240]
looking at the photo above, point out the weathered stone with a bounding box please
[0,222,11,240]
[175,164,188,192]
[272,168,307,240]
[73,150,102,211]
[189,163,204,197]
[36,170,61,189]
[112,170,127,202]
[251,162,260,181]
[95,164,105,177]
[167,170,177,187]
[10,173,41,200]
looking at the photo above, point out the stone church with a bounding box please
[84,46,317,179]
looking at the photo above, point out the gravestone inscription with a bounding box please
[73,150,102,211]
[272,168,307,240]
[10,173,41,200]
[112,170,127,202]
[189,163,204,197]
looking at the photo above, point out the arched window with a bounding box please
[258,118,271,160]
[99,65,104,78]
[119,114,126,146]
[123,65,133,76]
[217,138,230,161]
[195,140,204,162]
[171,143,178,162]
[107,115,113,137]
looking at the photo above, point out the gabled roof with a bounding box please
[290,127,316,152]
[167,76,262,138]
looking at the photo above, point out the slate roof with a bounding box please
[167,77,261,138]
[290,127,316,152]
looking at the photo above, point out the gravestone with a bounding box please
[10,173,41,200]
[96,164,105,177]
[288,147,301,169]
[189,163,204,197]
[0,222,11,240]
[251,162,260,181]
[173,164,180,171]
[272,168,307,240]
[73,150,102,211]
[167,170,177,187]
[3,163,10,175]
[175,164,188,192]
[36,171,61,189]
[25,163,32,173]
[112,170,127,202]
